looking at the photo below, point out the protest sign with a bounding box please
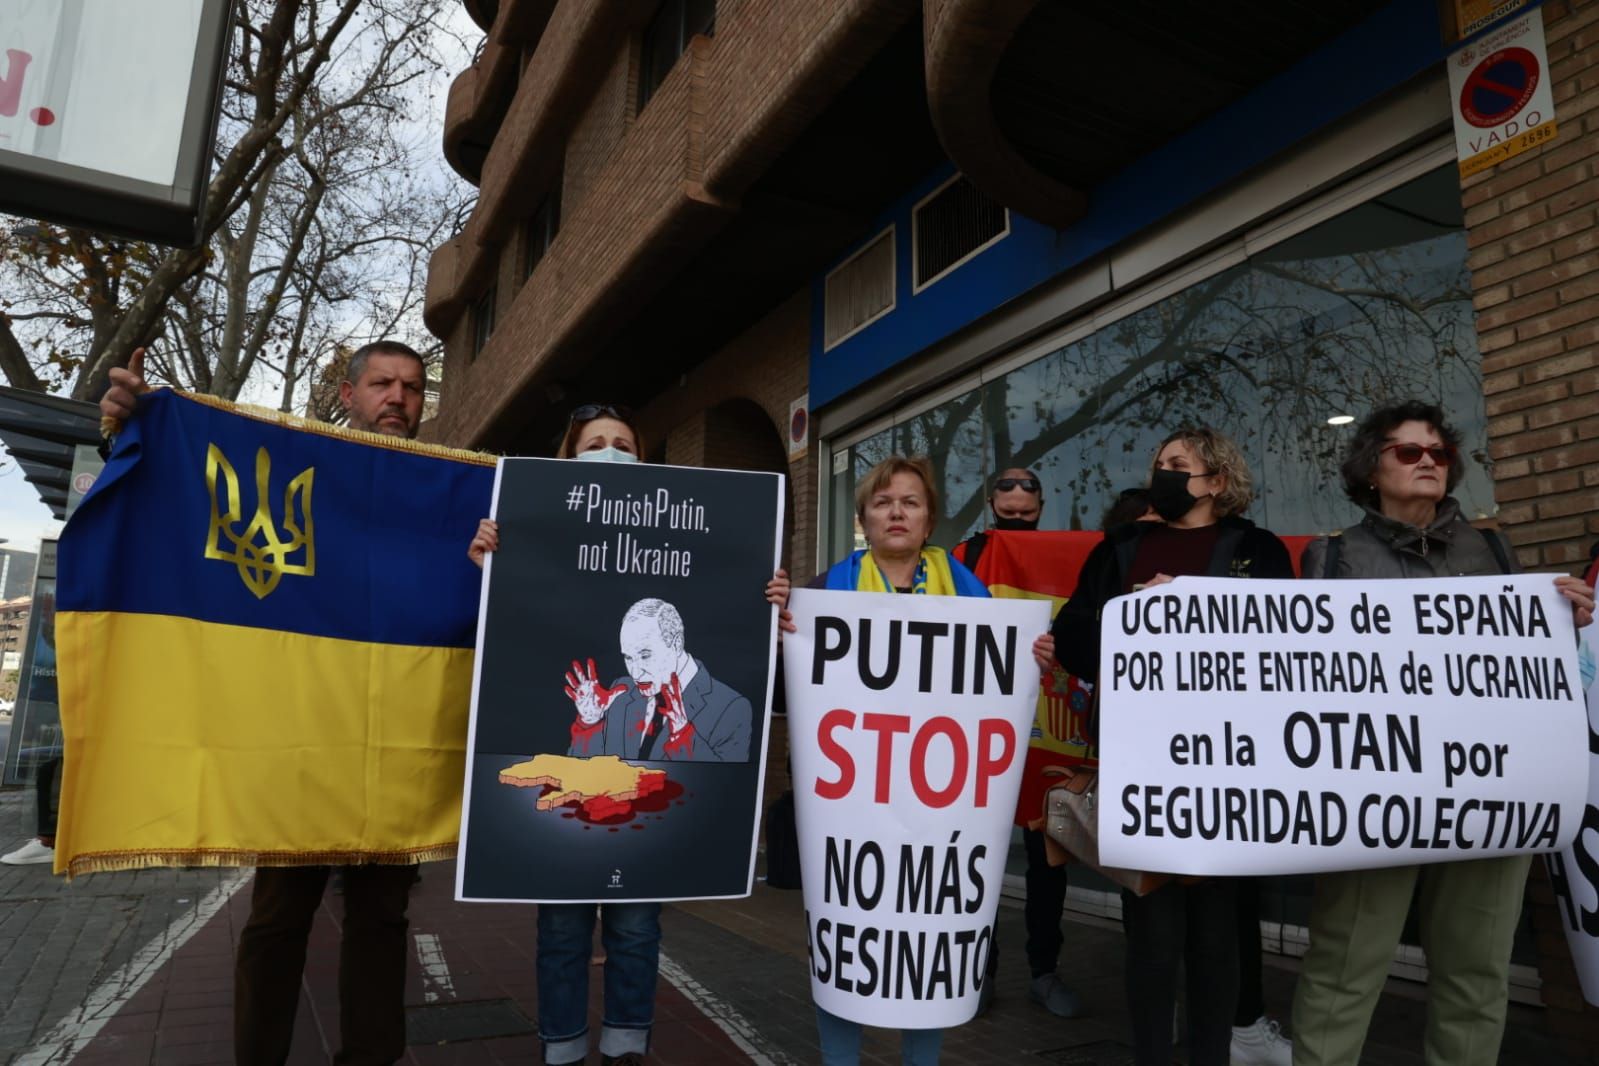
[457,459,783,903]
[785,588,1049,1028]
[1545,638,1599,1005]
[1099,575,1587,876]
[954,531,1317,827]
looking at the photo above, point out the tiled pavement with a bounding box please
[0,788,1583,1064]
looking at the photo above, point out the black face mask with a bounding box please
[993,514,1039,531]
[1148,468,1210,522]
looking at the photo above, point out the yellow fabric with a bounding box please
[984,583,1066,613]
[855,546,961,595]
[55,610,471,875]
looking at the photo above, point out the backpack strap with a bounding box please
[1479,527,1513,575]
[962,531,988,574]
[1323,533,1342,580]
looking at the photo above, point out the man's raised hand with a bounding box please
[99,346,149,427]
[564,658,628,725]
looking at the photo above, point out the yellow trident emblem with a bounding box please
[204,444,315,599]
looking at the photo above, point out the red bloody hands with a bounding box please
[663,722,696,756]
[570,716,604,753]
[564,658,629,726]
[660,672,695,756]
[660,673,689,735]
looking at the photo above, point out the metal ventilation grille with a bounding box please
[914,176,1007,290]
[824,228,895,350]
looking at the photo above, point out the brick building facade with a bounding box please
[425,0,1599,1055]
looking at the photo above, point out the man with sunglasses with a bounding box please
[953,469,1083,1020]
[954,468,1045,572]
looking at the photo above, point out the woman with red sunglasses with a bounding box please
[1292,401,1594,1066]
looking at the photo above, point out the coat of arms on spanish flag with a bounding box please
[53,390,494,876]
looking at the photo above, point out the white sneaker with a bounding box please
[1,838,55,865]
[1231,1015,1291,1066]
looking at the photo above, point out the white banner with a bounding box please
[1545,638,1599,1005]
[1099,575,1588,876]
[785,589,1048,1028]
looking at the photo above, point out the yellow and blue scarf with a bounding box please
[824,546,990,597]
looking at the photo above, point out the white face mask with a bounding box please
[575,446,639,464]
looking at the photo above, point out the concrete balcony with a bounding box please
[461,0,497,32]
[923,0,1086,228]
[441,65,488,183]
[424,0,947,450]
[429,37,734,447]
[422,237,465,340]
[442,2,549,184]
[923,0,1392,229]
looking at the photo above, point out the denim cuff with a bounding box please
[599,1024,650,1057]
[541,1032,588,1065]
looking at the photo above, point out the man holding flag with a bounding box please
[97,340,438,1066]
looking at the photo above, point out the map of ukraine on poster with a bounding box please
[1099,575,1588,877]
[457,458,784,903]
[785,589,1049,1028]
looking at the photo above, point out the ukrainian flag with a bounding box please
[54,390,494,876]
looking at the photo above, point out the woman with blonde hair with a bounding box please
[1051,426,1294,1066]
[767,453,1055,1064]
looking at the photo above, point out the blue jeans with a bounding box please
[815,1006,943,1065]
[537,902,661,1064]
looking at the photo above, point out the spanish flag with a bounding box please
[954,531,1102,828]
[54,391,494,876]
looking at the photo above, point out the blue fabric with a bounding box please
[822,549,990,597]
[64,389,492,648]
[815,1006,943,1065]
[536,902,661,1063]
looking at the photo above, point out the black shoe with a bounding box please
[601,1055,645,1066]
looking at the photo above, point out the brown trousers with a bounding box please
[234,864,418,1066]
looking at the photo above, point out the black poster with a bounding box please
[457,458,784,902]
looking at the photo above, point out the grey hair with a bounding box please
[622,598,685,651]
[345,340,424,385]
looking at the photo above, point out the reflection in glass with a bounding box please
[829,167,1485,559]
[894,395,990,549]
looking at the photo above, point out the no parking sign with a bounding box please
[1447,7,1557,177]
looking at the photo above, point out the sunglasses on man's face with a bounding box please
[569,402,633,424]
[1381,442,1455,466]
[994,478,1041,493]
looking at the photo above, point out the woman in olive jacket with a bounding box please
[1052,426,1293,1066]
[1291,401,1594,1066]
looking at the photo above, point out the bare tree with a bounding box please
[0,0,469,412]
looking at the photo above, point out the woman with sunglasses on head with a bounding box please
[1050,426,1294,1066]
[1292,401,1593,1066]
[469,402,658,1066]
